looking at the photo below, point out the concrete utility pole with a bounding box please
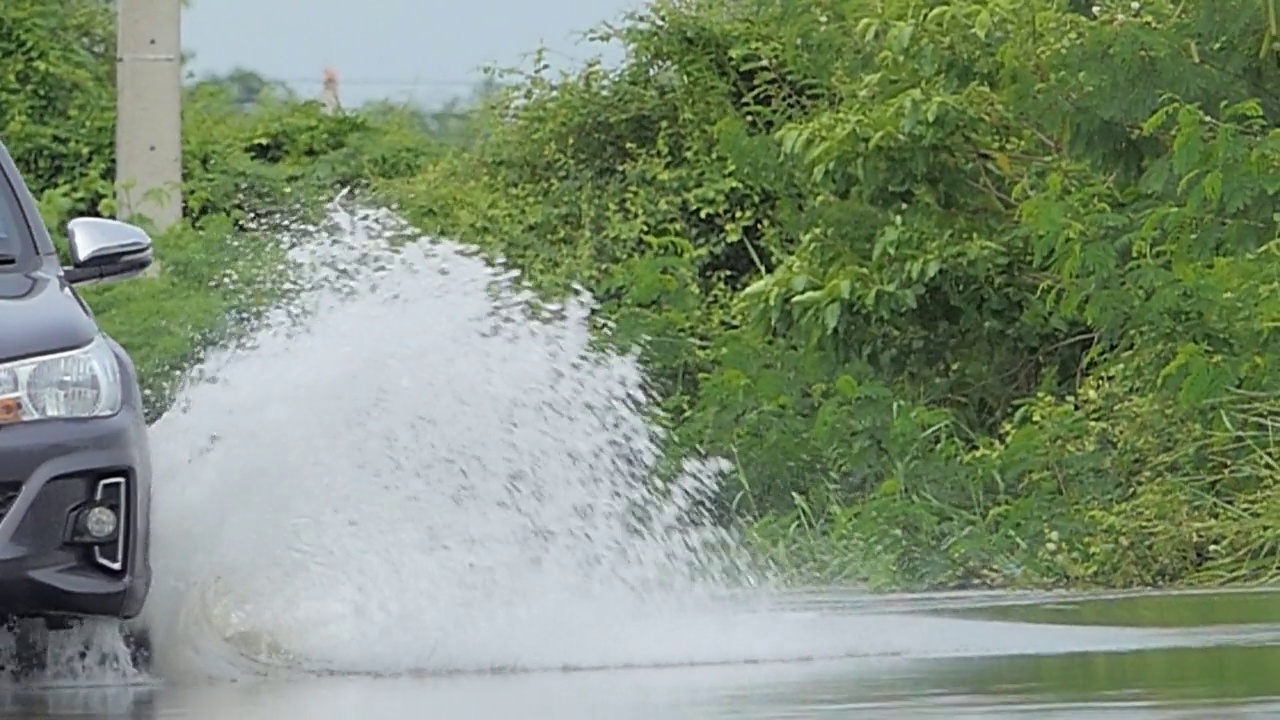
[115,0,183,231]
[320,68,343,115]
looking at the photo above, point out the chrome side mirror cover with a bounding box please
[64,218,154,285]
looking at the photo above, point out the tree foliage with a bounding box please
[0,0,461,421]
[0,0,116,219]
[383,0,1280,589]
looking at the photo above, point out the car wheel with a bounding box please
[123,624,152,674]
[10,618,49,680]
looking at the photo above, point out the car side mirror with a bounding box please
[62,217,155,286]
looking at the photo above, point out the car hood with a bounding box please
[0,270,98,364]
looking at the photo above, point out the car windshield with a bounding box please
[0,168,28,264]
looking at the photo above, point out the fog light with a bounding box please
[84,506,118,539]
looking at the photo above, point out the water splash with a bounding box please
[133,206,1209,681]
[0,620,141,686]
[141,202,766,679]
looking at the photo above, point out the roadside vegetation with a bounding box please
[1,0,460,419]
[11,0,1280,591]
[377,0,1280,591]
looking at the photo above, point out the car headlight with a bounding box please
[0,335,123,423]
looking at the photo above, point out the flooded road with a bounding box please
[4,587,1280,718]
[8,209,1272,717]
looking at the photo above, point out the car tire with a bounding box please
[10,617,49,680]
[123,624,152,674]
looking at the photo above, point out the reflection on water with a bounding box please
[928,644,1280,705]
[928,587,1280,629]
[0,685,157,719]
[0,590,1278,719]
[0,657,1276,719]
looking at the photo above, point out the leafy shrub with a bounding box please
[381,0,1280,589]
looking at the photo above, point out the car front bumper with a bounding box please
[0,409,152,622]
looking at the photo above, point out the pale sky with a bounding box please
[182,0,644,107]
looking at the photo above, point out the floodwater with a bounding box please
[5,206,1275,717]
[6,587,1280,718]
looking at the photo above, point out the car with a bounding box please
[0,139,155,678]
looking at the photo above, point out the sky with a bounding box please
[181,0,644,108]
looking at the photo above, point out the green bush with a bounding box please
[378,0,1280,590]
[0,0,116,220]
[1,0,452,421]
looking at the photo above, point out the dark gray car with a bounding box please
[0,140,155,677]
